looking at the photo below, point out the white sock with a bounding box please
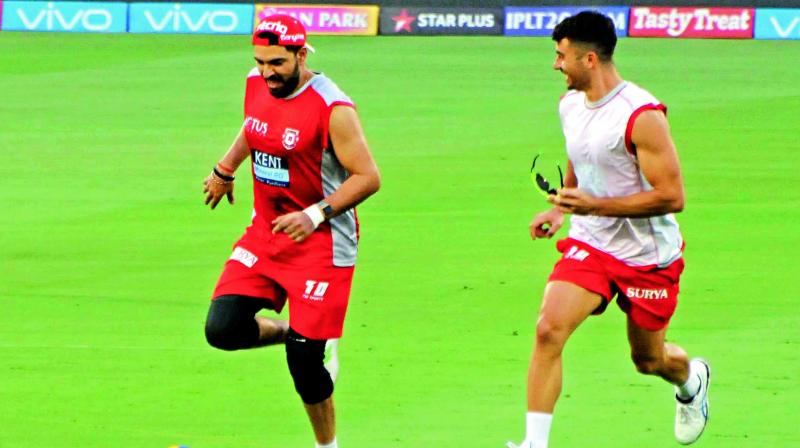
[525,412,552,447]
[316,438,337,448]
[676,362,701,400]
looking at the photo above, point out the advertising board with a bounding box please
[255,4,379,35]
[504,7,629,37]
[755,8,800,39]
[2,1,127,33]
[129,3,254,34]
[629,7,754,39]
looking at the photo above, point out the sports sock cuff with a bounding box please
[525,412,553,445]
[676,363,701,400]
[316,437,337,448]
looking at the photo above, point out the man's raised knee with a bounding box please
[205,296,259,351]
[205,320,241,351]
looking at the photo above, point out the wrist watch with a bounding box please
[317,200,334,220]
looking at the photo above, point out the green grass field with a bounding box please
[1,32,799,447]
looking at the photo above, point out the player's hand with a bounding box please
[530,208,564,240]
[548,188,598,215]
[203,172,235,209]
[272,212,315,243]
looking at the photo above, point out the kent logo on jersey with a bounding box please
[253,150,290,187]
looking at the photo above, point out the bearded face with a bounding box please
[553,39,591,91]
[264,58,301,98]
[253,45,305,98]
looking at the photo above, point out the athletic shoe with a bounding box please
[324,338,339,383]
[675,358,711,444]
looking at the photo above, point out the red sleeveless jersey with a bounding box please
[241,69,358,267]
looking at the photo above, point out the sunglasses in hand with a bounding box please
[530,154,564,197]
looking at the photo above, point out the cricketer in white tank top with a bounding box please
[559,81,683,268]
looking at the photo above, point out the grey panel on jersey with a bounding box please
[321,149,358,267]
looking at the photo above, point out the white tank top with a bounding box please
[559,81,682,268]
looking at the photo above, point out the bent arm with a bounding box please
[322,106,381,217]
[590,109,685,217]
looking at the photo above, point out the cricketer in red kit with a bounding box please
[201,15,380,448]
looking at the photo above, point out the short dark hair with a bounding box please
[552,11,617,62]
[255,32,302,54]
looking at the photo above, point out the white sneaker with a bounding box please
[324,338,339,383]
[675,358,711,445]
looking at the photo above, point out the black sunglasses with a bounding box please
[530,155,564,196]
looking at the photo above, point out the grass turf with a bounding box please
[1,32,799,447]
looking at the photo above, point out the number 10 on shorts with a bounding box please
[304,280,329,301]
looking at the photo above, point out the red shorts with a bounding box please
[212,243,355,340]
[548,238,685,331]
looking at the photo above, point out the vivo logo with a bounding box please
[130,3,254,35]
[4,1,126,32]
[144,4,238,32]
[771,16,799,37]
[756,9,800,40]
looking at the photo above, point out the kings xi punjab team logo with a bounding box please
[282,128,300,150]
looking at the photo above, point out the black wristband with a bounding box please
[213,166,235,182]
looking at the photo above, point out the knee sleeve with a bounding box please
[285,328,333,404]
[205,295,261,351]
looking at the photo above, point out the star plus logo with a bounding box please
[392,9,416,33]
